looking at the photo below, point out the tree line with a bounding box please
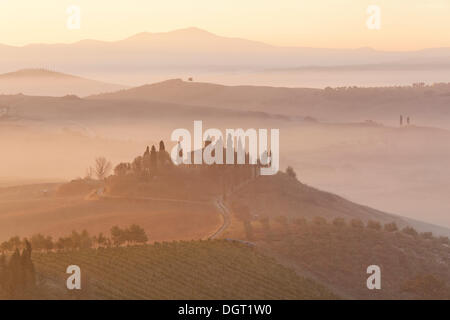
[231,204,450,245]
[0,224,149,253]
[0,225,148,298]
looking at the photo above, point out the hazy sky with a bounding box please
[1,0,449,50]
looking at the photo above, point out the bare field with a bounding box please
[0,183,222,242]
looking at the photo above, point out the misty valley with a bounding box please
[0,22,449,302]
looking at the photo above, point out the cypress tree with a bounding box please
[20,240,36,294]
[159,140,165,152]
[150,145,157,172]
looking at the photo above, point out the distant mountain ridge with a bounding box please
[2,27,450,84]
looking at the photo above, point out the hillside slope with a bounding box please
[88,79,450,127]
[0,92,289,124]
[31,240,337,300]
[251,221,450,299]
[227,172,450,237]
[0,182,222,243]
[222,174,450,299]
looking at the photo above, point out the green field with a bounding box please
[33,240,337,299]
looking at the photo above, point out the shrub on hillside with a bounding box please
[384,222,398,232]
[30,234,54,252]
[350,219,364,229]
[367,220,382,230]
[402,226,419,237]
[286,166,297,180]
[93,233,110,248]
[438,236,450,245]
[127,224,149,244]
[332,217,346,227]
[114,163,131,176]
[111,225,149,246]
[312,216,327,225]
[0,236,22,252]
[56,179,100,196]
[56,230,92,250]
[420,232,433,240]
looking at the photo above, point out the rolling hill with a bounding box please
[242,217,450,299]
[0,90,290,124]
[2,170,448,300]
[2,84,450,228]
[0,69,126,97]
[226,172,450,237]
[220,172,450,299]
[0,181,223,243]
[89,78,450,128]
